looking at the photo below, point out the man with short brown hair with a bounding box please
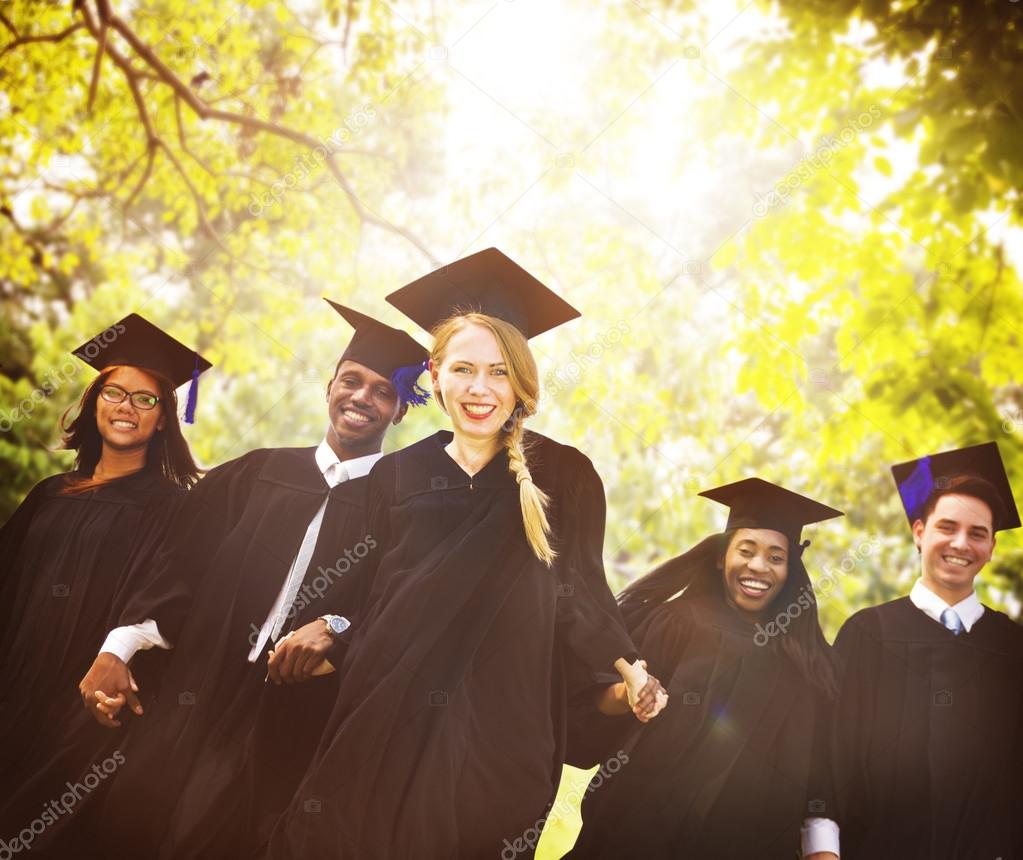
[804,442,1023,860]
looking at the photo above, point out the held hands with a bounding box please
[615,658,669,723]
[80,652,142,728]
[265,620,336,685]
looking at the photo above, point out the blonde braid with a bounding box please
[504,414,556,566]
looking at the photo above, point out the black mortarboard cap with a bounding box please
[699,478,844,544]
[71,313,212,423]
[325,299,430,407]
[891,441,1020,531]
[385,247,581,338]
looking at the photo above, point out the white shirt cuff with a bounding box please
[99,619,171,663]
[801,817,840,857]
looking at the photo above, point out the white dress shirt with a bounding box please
[99,439,380,664]
[800,577,985,857]
[906,577,984,632]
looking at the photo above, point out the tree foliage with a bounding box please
[1,0,443,514]
[4,0,1020,624]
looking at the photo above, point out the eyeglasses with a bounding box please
[99,383,160,411]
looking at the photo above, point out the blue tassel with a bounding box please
[184,354,200,424]
[898,455,933,520]
[390,360,431,408]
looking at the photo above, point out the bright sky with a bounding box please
[357,0,1023,275]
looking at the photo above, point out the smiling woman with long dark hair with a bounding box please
[565,478,842,860]
[59,365,201,493]
[0,313,210,844]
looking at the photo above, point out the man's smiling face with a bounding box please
[913,492,995,600]
[325,360,405,456]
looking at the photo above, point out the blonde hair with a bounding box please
[430,312,556,566]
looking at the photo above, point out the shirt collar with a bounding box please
[910,577,985,632]
[315,438,383,486]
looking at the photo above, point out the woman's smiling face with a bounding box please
[431,322,517,442]
[95,365,166,453]
[718,528,790,618]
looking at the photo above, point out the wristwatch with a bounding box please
[318,614,350,637]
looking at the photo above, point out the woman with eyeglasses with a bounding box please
[0,313,210,847]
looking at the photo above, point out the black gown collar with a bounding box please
[44,466,177,505]
[394,430,516,499]
[257,446,368,505]
[884,595,1006,648]
[683,590,761,638]
[436,430,512,483]
[258,446,330,494]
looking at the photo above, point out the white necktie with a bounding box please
[265,462,346,644]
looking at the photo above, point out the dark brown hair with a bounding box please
[59,366,202,492]
[920,475,1005,531]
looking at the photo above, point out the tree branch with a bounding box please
[93,2,437,263]
[32,189,84,232]
[156,138,222,248]
[6,2,436,267]
[174,96,218,177]
[79,2,242,265]
[123,144,156,210]
[0,22,83,57]
[86,17,108,114]
[0,11,19,38]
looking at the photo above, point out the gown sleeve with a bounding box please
[0,479,48,557]
[565,599,695,767]
[553,450,638,684]
[105,483,187,629]
[113,453,265,645]
[0,478,53,648]
[632,599,697,681]
[810,609,880,833]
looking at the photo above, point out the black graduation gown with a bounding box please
[92,447,374,860]
[816,596,1023,860]
[565,590,817,860]
[0,469,184,845]
[263,429,637,860]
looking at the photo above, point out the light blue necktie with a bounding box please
[940,607,963,636]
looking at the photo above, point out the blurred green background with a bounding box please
[3,1,1021,855]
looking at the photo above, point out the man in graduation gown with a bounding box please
[0,314,211,852]
[68,301,430,859]
[803,442,1023,860]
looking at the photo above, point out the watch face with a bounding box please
[328,616,350,635]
